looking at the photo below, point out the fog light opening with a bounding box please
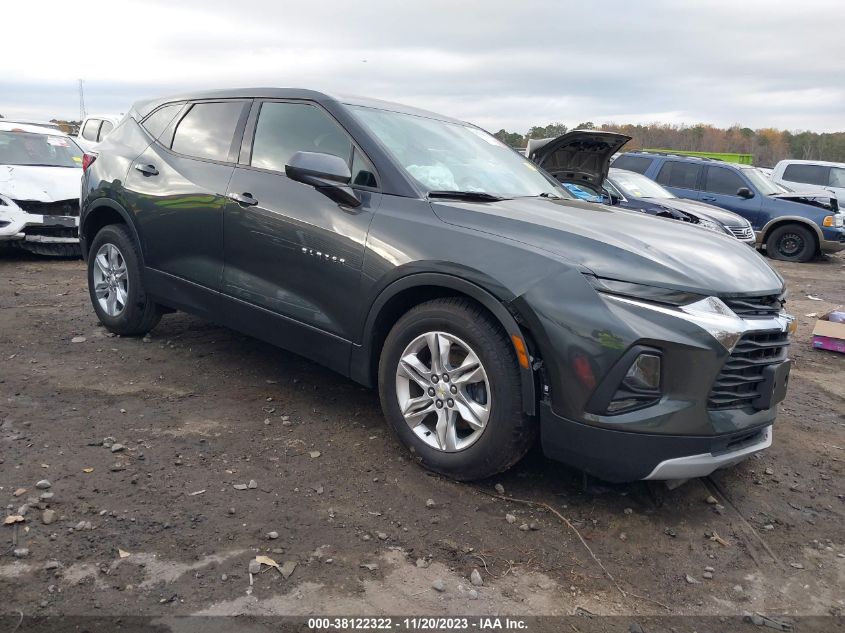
[606,353,662,414]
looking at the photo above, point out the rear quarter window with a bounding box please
[81,119,101,142]
[612,154,653,175]
[656,160,702,190]
[141,104,184,141]
[782,163,829,187]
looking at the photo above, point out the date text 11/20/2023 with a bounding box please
[307,617,529,630]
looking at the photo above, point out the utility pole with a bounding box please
[78,79,87,121]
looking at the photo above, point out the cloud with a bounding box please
[1,0,843,132]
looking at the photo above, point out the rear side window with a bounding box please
[782,163,829,187]
[612,154,653,175]
[81,119,101,142]
[98,120,114,141]
[142,104,183,140]
[703,166,745,195]
[656,160,702,190]
[171,101,245,162]
[251,102,352,172]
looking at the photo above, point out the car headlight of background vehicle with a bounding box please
[696,217,728,234]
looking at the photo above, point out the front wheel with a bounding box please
[378,298,536,480]
[765,224,816,262]
[87,224,161,335]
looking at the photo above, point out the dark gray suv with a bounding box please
[80,89,794,483]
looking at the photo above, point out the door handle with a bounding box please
[701,195,716,201]
[229,192,258,206]
[134,163,159,176]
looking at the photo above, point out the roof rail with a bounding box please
[637,150,723,162]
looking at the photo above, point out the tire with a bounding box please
[378,297,536,480]
[87,224,161,336]
[765,224,816,262]
[19,242,82,258]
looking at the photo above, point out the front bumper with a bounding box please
[820,238,845,254]
[0,197,79,244]
[541,402,772,482]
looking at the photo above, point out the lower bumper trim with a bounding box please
[644,425,772,480]
[820,239,845,254]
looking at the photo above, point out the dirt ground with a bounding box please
[1,247,843,628]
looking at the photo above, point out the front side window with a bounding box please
[830,167,845,187]
[782,163,829,186]
[656,160,702,190]
[351,106,568,198]
[171,101,245,162]
[251,102,352,173]
[704,166,746,196]
[0,131,82,168]
[81,119,101,142]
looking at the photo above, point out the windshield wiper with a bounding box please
[427,190,504,202]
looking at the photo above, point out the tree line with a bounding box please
[494,122,845,167]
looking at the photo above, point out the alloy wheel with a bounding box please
[395,331,491,452]
[92,243,129,317]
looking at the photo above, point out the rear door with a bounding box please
[654,159,703,201]
[124,99,250,294]
[222,99,381,346]
[699,165,763,227]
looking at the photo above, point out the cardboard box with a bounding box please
[812,309,845,354]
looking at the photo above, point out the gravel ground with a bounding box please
[0,248,843,625]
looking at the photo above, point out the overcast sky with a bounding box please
[2,0,843,133]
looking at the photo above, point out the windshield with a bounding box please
[350,106,570,199]
[0,131,82,168]
[608,169,674,199]
[743,167,786,195]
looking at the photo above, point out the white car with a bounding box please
[771,159,845,207]
[76,114,123,151]
[0,122,83,256]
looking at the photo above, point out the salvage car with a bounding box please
[80,89,794,484]
[526,132,755,245]
[0,122,83,256]
[612,151,844,261]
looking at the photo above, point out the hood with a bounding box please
[0,165,82,203]
[639,197,749,227]
[769,191,838,212]
[430,197,782,296]
[526,130,631,188]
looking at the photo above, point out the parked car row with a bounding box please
[79,88,795,485]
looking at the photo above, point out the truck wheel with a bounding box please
[765,224,816,262]
[378,297,536,480]
[87,224,161,336]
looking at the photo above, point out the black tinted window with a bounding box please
[171,102,245,162]
[142,104,183,140]
[656,161,702,189]
[98,120,114,141]
[251,102,352,173]
[612,155,653,175]
[351,148,377,188]
[782,163,829,187]
[81,119,101,142]
[704,167,745,195]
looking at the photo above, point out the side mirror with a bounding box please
[736,187,754,199]
[285,151,361,208]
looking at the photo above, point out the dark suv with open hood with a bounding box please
[80,89,794,483]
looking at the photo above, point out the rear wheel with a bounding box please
[378,297,536,480]
[87,224,161,335]
[765,224,816,262]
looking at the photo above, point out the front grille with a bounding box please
[12,199,79,217]
[726,224,754,240]
[723,293,785,318]
[708,329,790,409]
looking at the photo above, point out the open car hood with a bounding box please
[526,130,631,189]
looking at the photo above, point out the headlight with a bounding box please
[585,275,705,306]
[823,214,843,228]
[696,217,726,234]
